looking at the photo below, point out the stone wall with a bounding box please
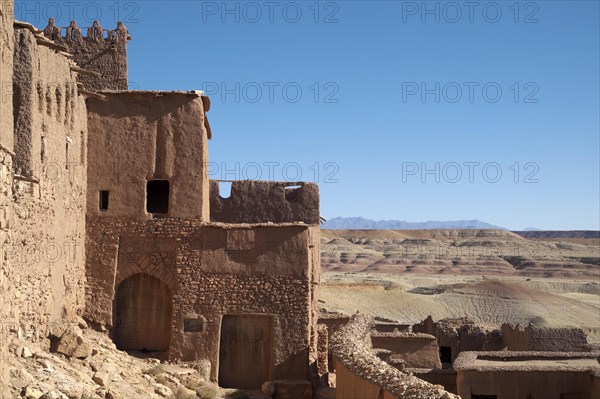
[6,23,88,337]
[43,19,129,91]
[86,92,210,220]
[0,0,14,395]
[331,314,459,399]
[85,217,320,384]
[210,180,320,224]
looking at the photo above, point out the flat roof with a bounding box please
[454,351,600,373]
[97,90,205,97]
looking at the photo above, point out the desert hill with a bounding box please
[321,229,600,278]
[319,229,600,343]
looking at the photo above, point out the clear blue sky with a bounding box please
[15,1,600,230]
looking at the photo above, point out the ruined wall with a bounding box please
[330,314,459,399]
[86,92,210,220]
[210,180,320,224]
[502,323,589,351]
[454,351,600,399]
[5,25,88,339]
[0,0,14,395]
[371,333,442,369]
[85,218,320,384]
[457,369,594,399]
[414,317,504,363]
[43,19,129,91]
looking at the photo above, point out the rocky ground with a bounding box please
[7,319,262,399]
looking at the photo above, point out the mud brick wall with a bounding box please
[0,1,15,394]
[371,333,442,369]
[6,24,87,341]
[43,19,129,91]
[86,92,210,220]
[85,217,320,383]
[502,323,589,352]
[210,180,320,224]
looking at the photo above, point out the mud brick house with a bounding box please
[1,3,321,392]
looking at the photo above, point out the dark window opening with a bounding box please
[284,185,301,202]
[440,346,452,364]
[99,191,109,211]
[65,142,70,169]
[147,180,170,214]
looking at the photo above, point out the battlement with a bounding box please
[43,19,130,44]
[42,18,130,91]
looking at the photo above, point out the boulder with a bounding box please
[92,371,111,387]
[153,383,173,398]
[55,326,92,359]
[9,368,35,390]
[21,346,33,358]
[23,385,45,399]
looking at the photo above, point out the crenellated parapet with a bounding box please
[43,19,129,44]
[43,18,130,91]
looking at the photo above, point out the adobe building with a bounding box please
[1,2,321,393]
[454,351,600,399]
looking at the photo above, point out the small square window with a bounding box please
[99,191,109,211]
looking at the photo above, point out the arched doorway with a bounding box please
[113,273,173,351]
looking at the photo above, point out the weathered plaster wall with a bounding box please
[210,180,320,224]
[6,25,88,337]
[86,92,210,219]
[371,333,442,369]
[85,217,320,384]
[0,0,14,395]
[43,19,129,91]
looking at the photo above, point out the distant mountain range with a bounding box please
[321,216,507,230]
[513,230,600,239]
